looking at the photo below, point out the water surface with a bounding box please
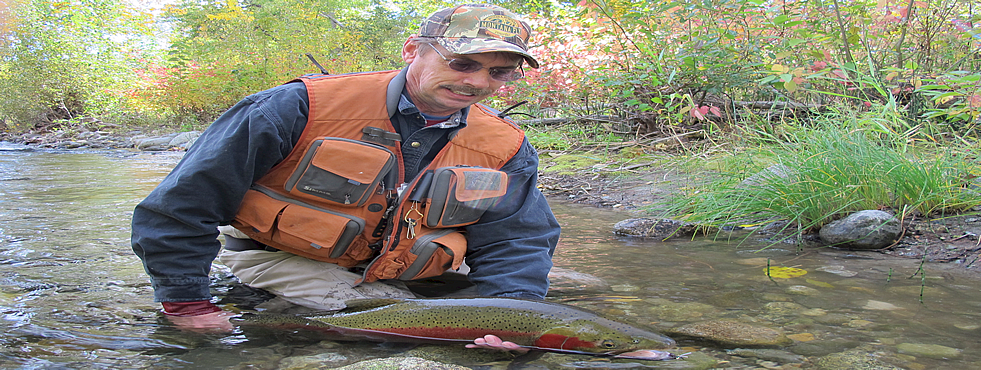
[0,146,978,369]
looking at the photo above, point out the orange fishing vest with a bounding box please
[230,70,525,283]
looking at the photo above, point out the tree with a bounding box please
[0,0,155,130]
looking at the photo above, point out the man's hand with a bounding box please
[162,301,235,333]
[166,310,235,332]
[466,334,529,353]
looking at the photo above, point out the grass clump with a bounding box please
[658,115,981,235]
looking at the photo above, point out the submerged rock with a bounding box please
[667,320,792,347]
[896,342,963,359]
[279,352,349,369]
[727,348,803,363]
[613,218,708,239]
[812,349,903,370]
[819,210,901,249]
[790,339,862,357]
[647,300,720,321]
[331,357,469,370]
[547,267,611,292]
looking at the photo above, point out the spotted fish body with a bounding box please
[245,297,675,355]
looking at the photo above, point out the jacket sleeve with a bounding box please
[463,138,560,299]
[131,83,308,303]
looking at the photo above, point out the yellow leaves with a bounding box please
[909,75,922,89]
[204,0,253,21]
[770,64,804,92]
[164,4,187,16]
[805,278,834,288]
[763,266,807,278]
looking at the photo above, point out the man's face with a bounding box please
[403,41,521,116]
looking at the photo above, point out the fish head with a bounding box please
[534,319,675,354]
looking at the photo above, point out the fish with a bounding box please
[237,297,678,360]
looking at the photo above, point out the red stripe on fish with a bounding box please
[535,333,596,350]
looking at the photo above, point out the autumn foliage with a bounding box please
[1,0,979,138]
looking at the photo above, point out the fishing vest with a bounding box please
[230,70,526,284]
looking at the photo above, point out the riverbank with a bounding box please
[4,126,981,277]
[537,157,981,276]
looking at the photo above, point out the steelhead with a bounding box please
[239,297,676,357]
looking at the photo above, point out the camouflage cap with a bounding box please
[419,4,539,68]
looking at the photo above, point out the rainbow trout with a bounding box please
[238,297,678,360]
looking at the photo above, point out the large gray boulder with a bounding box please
[818,210,901,249]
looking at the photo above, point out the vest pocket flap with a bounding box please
[236,189,287,233]
[278,204,365,259]
[308,139,394,184]
[397,229,467,280]
[285,138,396,207]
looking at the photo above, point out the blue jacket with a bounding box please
[131,70,561,303]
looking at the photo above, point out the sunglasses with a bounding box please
[427,43,524,82]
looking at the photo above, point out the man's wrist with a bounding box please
[161,300,222,317]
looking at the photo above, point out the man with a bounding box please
[131,2,560,346]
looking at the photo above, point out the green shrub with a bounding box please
[658,116,981,235]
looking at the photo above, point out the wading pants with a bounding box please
[216,226,416,311]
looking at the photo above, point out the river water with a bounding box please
[1,145,979,369]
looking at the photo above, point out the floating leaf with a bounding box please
[764,266,807,278]
[806,279,834,288]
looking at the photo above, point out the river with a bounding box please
[0,145,978,369]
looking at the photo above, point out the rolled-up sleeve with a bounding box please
[131,83,308,302]
[463,139,560,299]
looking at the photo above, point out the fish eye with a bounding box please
[601,340,617,348]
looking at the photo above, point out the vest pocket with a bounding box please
[285,137,396,206]
[396,228,467,280]
[425,166,509,228]
[235,187,368,262]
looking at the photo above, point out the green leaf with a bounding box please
[784,79,799,92]
[787,38,808,47]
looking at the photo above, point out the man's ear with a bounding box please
[402,37,422,64]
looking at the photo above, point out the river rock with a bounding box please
[818,210,901,249]
[134,133,180,151]
[613,218,706,239]
[862,300,902,311]
[812,349,902,370]
[739,164,793,188]
[647,299,719,321]
[667,320,792,347]
[331,357,469,370]
[278,352,349,369]
[896,342,962,359]
[547,267,610,292]
[790,338,862,356]
[816,265,858,277]
[168,130,201,149]
[763,301,805,315]
[785,285,820,296]
[727,348,803,363]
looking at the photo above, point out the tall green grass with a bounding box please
[657,116,981,235]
